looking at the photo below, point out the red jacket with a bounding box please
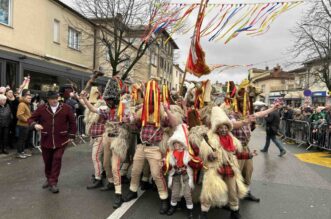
[28,103,77,149]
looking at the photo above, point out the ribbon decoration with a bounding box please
[141,80,161,127]
[185,0,211,78]
[143,1,302,44]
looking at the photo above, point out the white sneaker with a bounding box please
[22,151,32,157]
[16,153,27,159]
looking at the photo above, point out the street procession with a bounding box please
[0,0,331,219]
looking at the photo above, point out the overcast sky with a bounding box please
[61,0,310,84]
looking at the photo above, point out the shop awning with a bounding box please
[284,92,303,99]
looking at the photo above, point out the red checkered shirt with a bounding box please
[140,118,170,145]
[229,114,251,146]
[236,151,252,160]
[89,107,118,137]
[218,163,235,178]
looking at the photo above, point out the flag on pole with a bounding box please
[185,0,211,77]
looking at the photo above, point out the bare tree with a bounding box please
[292,0,331,90]
[72,0,166,80]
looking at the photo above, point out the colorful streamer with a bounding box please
[143,1,303,44]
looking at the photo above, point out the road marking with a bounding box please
[295,152,331,168]
[107,190,145,219]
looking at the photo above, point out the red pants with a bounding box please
[41,147,66,186]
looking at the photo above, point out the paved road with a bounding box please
[0,127,330,219]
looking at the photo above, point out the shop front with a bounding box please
[0,49,108,97]
[284,92,303,107]
[312,91,327,106]
[268,92,283,105]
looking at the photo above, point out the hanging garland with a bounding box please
[144,0,303,44]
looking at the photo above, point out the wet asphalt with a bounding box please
[0,127,330,219]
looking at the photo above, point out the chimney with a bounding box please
[273,64,282,77]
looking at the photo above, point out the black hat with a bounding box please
[46,91,59,99]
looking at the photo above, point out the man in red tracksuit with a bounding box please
[28,91,77,193]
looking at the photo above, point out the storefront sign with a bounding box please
[269,92,282,97]
[312,91,326,97]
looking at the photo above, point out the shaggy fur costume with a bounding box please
[103,122,130,161]
[198,107,248,208]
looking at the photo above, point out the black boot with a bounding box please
[230,210,241,219]
[244,191,260,202]
[87,179,103,189]
[121,176,130,184]
[187,209,194,219]
[167,205,177,216]
[123,190,138,202]
[113,194,123,209]
[140,181,152,191]
[100,182,115,191]
[199,211,208,219]
[159,198,169,215]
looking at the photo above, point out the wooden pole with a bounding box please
[180,0,206,96]
[180,70,187,96]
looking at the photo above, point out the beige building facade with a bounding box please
[0,0,101,93]
[249,65,297,105]
[172,64,184,91]
[250,63,330,106]
[0,0,179,94]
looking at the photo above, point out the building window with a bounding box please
[151,53,157,66]
[0,0,11,26]
[53,19,60,43]
[68,27,80,50]
[160,57,164,69]
[6,61,17,89]
[106,47,110,61]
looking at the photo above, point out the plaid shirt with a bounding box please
[229,114,251,146]
[89,107,118,137]
[140,118,170,145]
[236,151,252,160]
[218,163,234,178]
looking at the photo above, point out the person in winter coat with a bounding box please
[28,91,77,194]
[5,88,19,148]
[16,89,32,159]
[0,94,12,154]
[260,108,287,156]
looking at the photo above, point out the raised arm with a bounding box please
[80,91,98,113]
[254,104,279,118]
[163,104,181,128]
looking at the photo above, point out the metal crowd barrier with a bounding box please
[76,115,87,144]
[32,130,42,152]
[279,119,331,151]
